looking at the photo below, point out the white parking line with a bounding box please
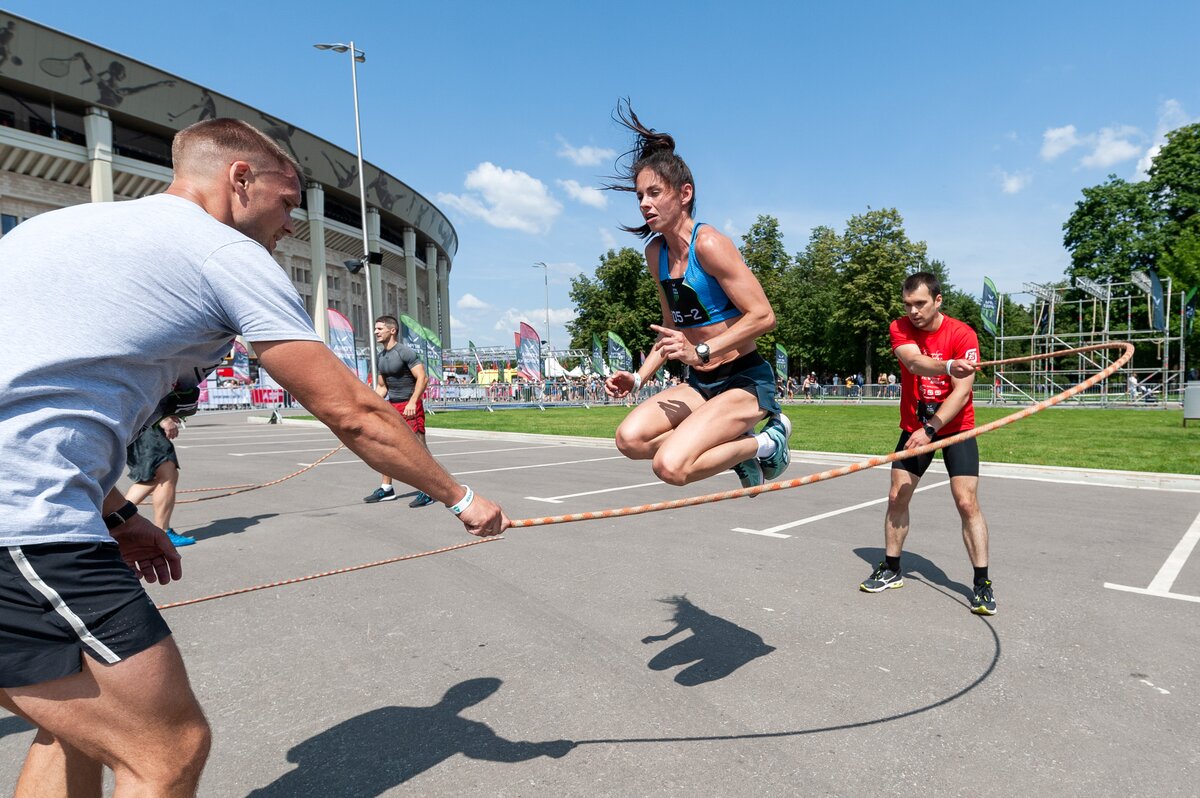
[732,480,950,538]
[179,436,338,449]
[1105,510,1200,603]
[526,480,665,504]
[293,444,561,464]
[452,456,625,477]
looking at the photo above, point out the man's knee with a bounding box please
[888,479,916,509]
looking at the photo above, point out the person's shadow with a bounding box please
[641,595,775,686]
[853,547,973,603]
[248,678,573,797]
[185,513,277,541]
[0,714,33,740]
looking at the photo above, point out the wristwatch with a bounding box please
[103,500,138,530]
[922,423,937,438]
[695,343,711,365]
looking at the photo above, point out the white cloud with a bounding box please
[1136,99,1197,178]
[1041,125,1081,160]
[557,178,608,209]
[997,169,1032,194]
[456,292,491,311]
[449,315,466,331]
[556,136,617,167]
[1080,125,1142,168]
[599,227,618,250]
[437,162,562,235]
[492,306,578,337]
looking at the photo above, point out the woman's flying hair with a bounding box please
[604,98,695,239]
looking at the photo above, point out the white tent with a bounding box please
[544,357,583,378]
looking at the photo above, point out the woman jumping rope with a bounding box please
[604,101,791,489]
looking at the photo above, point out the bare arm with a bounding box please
[894,343,976,379]
[255,340,508,536]
[686,228,775,359]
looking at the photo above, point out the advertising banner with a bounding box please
[326,309,358,374]
[774,343,788,380]
[980,277,1000,336]
[518,322,542,381]
[607,331,632,372]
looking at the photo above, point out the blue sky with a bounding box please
[9,1,1199,349]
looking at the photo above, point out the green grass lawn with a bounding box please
[419,404,1198,475]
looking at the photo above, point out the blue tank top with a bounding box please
[657,222,742,328]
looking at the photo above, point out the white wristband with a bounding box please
[448,485,474,516]
[632,372,642,391]
[945,359,954,375]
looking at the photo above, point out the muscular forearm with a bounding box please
[928,384,973,432]
[697,308,775,358]
[102,487,128,516]
[330,401,465,504]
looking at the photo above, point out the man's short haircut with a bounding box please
[172,118,300,182]
[375,315,399,330]
[902,271,942,299]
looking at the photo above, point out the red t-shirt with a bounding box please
[889,314,980,433]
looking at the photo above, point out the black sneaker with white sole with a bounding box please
[363,487,398,503]
[860,562,904,592]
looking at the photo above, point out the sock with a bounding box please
[885,555,901,573]
[754,432,777,459]
[381,483,393,492]
[973,566,989,584]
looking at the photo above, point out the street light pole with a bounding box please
[314,40,377,386]
[533,261,550,353]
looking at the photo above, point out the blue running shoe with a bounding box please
[731,457,764,490]
[165,528,196,547]
[759,413,792,481]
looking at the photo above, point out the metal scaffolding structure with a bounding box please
[991,276,1185,406]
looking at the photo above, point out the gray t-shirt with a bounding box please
[377,343,422,403]
[0,193,321,546]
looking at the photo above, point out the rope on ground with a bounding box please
[156,537,500,610]
[170,444,345,504]
[157,342,1131,609]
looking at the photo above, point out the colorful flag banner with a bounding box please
[518,322,542,381]
[607,331,632,372]
[1185,287,1197,334]
[230,339,251,383]
[400,314,425,365]
[591,333,607,376]
[774,343,788,380]
[423,327,443,383]
[980,277,1000,336]
[468,341,481,382]
[326,309,358,375]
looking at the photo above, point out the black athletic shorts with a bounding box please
[0,542,172,688]
[891,431,980,479]
[687,352,781,417]
[126,423,179,484]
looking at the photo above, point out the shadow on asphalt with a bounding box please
[186,513,278,541]
[0,715,32,741]
[247,678,573,797]
[641,595,775,686]
[853,546,974,603]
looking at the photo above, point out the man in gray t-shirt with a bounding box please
[362,316,435,507]
[0,118,509,794]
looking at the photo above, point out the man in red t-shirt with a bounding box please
[859,272,996,615]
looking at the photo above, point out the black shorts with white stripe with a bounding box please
[0,542,171,689]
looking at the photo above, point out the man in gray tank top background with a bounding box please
[0,118,509,795]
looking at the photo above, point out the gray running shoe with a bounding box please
[860,562,904,592]
[364,487,397,503]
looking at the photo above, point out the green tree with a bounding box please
[566,247,661,362]
[1062,175,1163,280]
[835,207,928,383]
[739,215,792,363]
[776,225,845,376]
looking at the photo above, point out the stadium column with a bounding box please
[306,181,330,344]
[367,207,383,318]
[403,227,419,321]
[82,107,113,203]
[425,242,439,334]
[438,256,451,349]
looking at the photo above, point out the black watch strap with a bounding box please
[923,423,937,438]
[103,500,138,530]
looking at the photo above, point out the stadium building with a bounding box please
[0,12,456,348]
